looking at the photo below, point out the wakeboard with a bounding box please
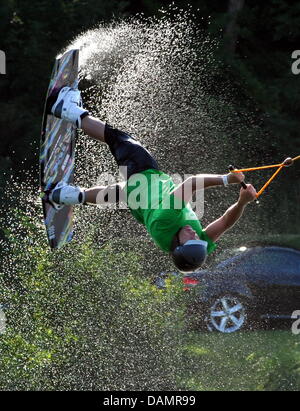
[40,49,79,249]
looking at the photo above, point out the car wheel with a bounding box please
[206,295,249,333]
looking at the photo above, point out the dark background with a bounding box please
[0,0,299,214]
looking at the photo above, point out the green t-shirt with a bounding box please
[125,169,216,254]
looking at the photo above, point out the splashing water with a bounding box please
[1,8,292,391]
[65,8,255,253]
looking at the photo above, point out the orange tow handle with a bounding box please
[228,155,300,199]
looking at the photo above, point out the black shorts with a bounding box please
[104,123,159,179]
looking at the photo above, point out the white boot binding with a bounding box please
[51,87,89,128]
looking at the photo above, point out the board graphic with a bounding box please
[40,49,79,249]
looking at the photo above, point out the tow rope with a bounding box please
[229,155,300,199]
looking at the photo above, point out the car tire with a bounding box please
[205,295,253,333]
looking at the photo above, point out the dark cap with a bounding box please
[172,239,208,273]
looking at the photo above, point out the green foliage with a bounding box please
[263,363,300,391]
[181,331,300,391]
[0,210,186,390]
[215,0,300,152]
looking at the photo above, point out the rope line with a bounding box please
[228,155,300,199]
[256,165,284,198]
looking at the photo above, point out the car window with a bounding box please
[247,249,299,270]
[224,248,300,282]
[214,249,248,270]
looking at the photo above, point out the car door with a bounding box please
[238,247,300,316]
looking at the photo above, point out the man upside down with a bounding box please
[47,86,257,272]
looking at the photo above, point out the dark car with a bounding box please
[156,246,300,333]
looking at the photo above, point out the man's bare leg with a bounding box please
[79,117,126,205]
[81,116,106,143]
[84,186,105,204]
[84,183,125,205]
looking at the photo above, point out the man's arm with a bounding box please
[203,184,257,242]
[172,172,245,203]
